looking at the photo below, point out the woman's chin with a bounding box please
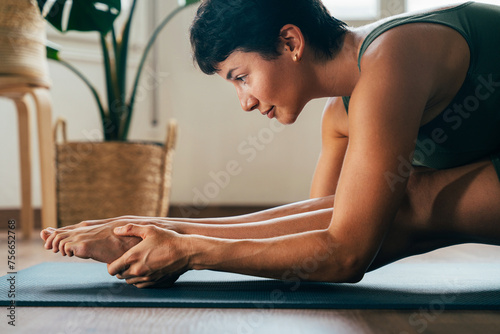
[276,112,300,125]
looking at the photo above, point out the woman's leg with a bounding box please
[40,195,336,240]
[369,159,500,271]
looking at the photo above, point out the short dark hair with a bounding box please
[190,0,348,75]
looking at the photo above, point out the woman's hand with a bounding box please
[41,217,184,264]
[107,224,193,289]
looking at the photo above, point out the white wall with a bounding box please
[0,1,325,211]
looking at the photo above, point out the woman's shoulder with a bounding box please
[350,21,470,113]
[359,23,455,64]
[356,22,470,114]
[354,4,472,71]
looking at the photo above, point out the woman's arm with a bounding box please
[108,225,358,287]
[310,97,349,198]
[188,229,355,282]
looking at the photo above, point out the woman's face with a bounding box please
[217,50,309,125]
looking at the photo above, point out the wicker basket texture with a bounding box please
[55,119,177,226]
[0,0,49,87]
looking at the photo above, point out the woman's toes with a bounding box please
[40,228,54,240]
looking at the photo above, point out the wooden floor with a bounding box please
[1,230,499,334]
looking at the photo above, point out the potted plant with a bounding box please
[37,0,200,226]
[39,0,199,140]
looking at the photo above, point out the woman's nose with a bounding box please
[239,92,259,112]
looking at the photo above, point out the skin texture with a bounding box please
[42,6,500,288]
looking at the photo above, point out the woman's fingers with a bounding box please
[108,225,161,276]
[125,276,151,285]
[107,225,186,289]
[113,223,152,239]
[132,279,176,289]
[123,273,181,289]
[108,224,160,276]
[108,245,139,277]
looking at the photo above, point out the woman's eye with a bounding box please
[236,75,247,83]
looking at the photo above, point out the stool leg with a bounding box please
[31,88,57,230]
[15,95,34,239]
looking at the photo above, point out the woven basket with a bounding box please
[54,119,178,227]
[0,0,50,87]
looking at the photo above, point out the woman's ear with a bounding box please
[280,24,305,61]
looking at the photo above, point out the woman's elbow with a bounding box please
[337,253,366,283]
[314,232,368,283]
[322,253,366,283]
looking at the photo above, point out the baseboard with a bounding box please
[0,209,42,230]
[0,205,274,229]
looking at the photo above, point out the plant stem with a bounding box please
[112,26,119,66]
[111,26,128,139]
[100,33,119,140]
[118,0,138,105]
[123,5,186,141]
[57,59,107,124]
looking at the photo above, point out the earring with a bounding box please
[293,54,299,62]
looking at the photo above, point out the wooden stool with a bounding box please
[0,81,57,238]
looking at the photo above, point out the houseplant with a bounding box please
[38,0,200,140]
[37,0,200,225]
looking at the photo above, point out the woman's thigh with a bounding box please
[417,158,500,241]
[369,158,500,271]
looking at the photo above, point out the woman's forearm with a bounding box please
[188,229,360,283]
[165,195,335,225]
[177,208,333,239]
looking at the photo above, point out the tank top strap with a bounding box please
[356,1,474,71]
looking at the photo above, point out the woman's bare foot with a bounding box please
[40,216,160,242]
[41,216,186,263]
[41,219,148,263]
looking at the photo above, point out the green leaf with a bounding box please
[36,0,121,34]
[45,40,61,60]
[177,0,201,7]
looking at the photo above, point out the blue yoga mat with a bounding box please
[0,262,499,309]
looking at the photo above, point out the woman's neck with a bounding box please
[308,29,365,99]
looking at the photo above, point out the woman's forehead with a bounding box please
[217,51,263,77]
[221,51,270,67]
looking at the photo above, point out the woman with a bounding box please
[42,0,500,288]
